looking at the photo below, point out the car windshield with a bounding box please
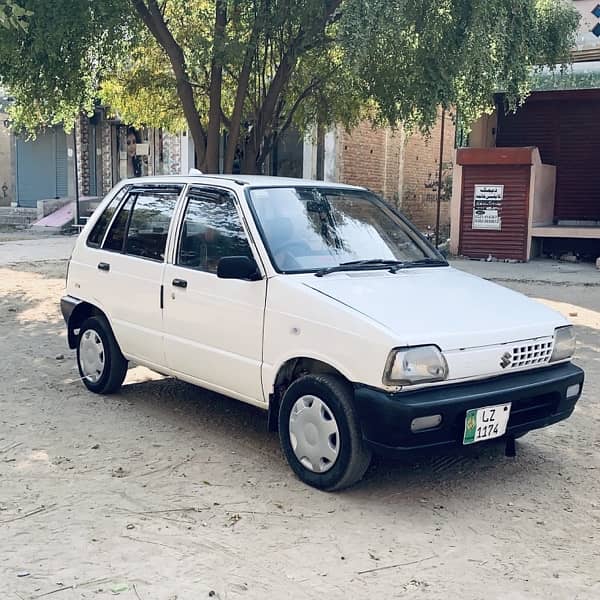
[248,187,441,273]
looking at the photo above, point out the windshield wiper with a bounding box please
[314,257,448,277]
[393,258,449,269]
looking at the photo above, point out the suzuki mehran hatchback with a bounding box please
[62,175,584,490]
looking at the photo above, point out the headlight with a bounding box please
[550,326,576,362]
[383,345,448,386]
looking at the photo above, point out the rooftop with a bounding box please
[125,173,364,190]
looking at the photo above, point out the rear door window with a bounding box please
[124,189,180,261]
[102,185,182,259]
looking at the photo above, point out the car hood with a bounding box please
[300,266,567,350]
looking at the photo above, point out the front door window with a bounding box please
[177,187,254,273]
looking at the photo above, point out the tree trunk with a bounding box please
[223,31,256,174]
[205,0,227,173]
[241,139,260,174]
[130,0,206,168]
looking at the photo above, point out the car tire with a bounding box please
[278,374,372,491]
[77,316,128,394]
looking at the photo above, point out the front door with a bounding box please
[163,185,267,404]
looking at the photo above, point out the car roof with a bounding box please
[122,173,365,191]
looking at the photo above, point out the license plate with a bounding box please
[463,402,511,445]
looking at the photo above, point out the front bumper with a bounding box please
[354,362,584,457]
[61,295,81,325]
[61,295,83,348]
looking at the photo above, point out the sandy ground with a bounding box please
[0,253,599,599]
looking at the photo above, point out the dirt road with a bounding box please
[1,257,599,600]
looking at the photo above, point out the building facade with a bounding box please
[1,96,453,238]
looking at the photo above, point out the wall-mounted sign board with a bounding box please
[473,184,503,230]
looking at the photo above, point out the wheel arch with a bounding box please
[66,302,108,349]
[267,356,351,432]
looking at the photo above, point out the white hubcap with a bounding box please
[79,329,105,383]
[289,395,340,473]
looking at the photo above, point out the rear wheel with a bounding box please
[278,374,372,491]
[77,316,127,394]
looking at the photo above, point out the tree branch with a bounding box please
[206,0,227,172]
[279,78,321,137]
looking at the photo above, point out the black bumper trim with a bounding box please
[354,362,584,457]
[60,295,82,325]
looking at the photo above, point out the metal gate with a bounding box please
[16,127,68,207]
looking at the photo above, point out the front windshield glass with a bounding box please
[248,187,439,273]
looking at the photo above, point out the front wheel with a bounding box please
[77,316,128,394]
[278,374,372,491]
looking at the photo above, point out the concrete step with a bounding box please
[0,207,38,227]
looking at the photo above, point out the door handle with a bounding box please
[172,278,188,288]
[97,262,110,271]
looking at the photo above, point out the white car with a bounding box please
[61,175,584,490]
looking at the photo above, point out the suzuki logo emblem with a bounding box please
[500,352,512,369]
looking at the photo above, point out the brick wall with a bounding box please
[337,111,455,240]
[337,122,403,203]
[400,111,455,240]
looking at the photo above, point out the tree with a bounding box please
[341,0,580,130]
[118,0,360,172]
[0,0,31,30]
[0,0,128,130]
[0,0,579,173]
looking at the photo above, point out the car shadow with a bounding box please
[115,373,568,500]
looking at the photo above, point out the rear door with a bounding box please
[162,185,267,404]
[89,184,182,365]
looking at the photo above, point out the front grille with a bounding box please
[510,340,553,369]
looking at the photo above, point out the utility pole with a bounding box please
[73,124,80,228]
[435,108,446,248]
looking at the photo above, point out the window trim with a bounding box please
[172,184,264,278]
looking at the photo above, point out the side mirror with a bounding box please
[217,256,261,281]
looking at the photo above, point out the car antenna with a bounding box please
[189,168,204,175]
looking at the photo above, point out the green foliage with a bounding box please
[0,0,130,131]
[340,0,580,130]
[530,65,600,91]
[0,0,581,163]
[0,0,31,31]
